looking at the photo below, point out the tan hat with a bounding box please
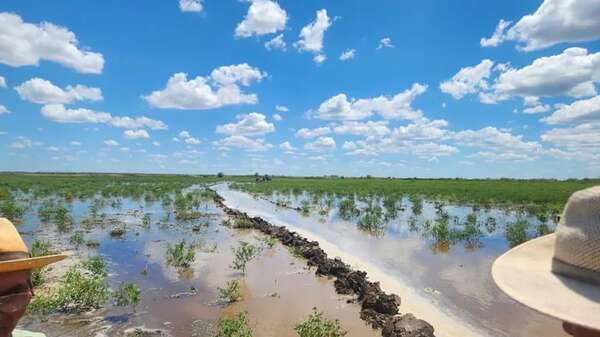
[0,218,67,273]
[492,186,600,331]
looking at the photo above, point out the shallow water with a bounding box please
[215,183,568,337]
[17,190,378,337]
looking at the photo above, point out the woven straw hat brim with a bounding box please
[492,234,600,331]
[0,254,67,273]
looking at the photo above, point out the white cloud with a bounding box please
[40,104,167,130]
[216,112,275,136]
[440,59,493,99]
[214,135,272,152]
[315,83,427,121]
[273,113,282,121]
[523,104,550,114]
[179,0,203,12]
[144,64,266,110]
[279,141,296,152]
[542,122,600,150]
[480,19,511,47]
[392,119,450,141]
[152,141,160,147]
[176,130,201,145]
[70,141,81,146]
[296,126,331,139]
[294,9,332,62]
[542,96,600,124]
[0,75,5,88]
[454,127,543,161]
[0,104,8,114]
[333,121,390,137]
[124,129,150,139]
[15,78,102,104]
[482,0,600,51]
[10,136,42,149]
[235,0,288,38]
[377,37,394,49]
[0,12,104,74]
[313,54,326,64]
[104,139,119,147]
[339,49,356,61]
[304,136,336,152]
[494,48,599,98]
[342,141,357,151]
[265,33,286,51]
[275,104,289,112]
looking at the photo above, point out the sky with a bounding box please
[0,0,599,178]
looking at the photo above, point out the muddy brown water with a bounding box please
[17,194,379,337]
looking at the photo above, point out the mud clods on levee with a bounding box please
[213,194,436,337]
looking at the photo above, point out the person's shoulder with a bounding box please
[12,329,47,337]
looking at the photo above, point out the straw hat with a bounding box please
[0,218,67,273]
[492,186,600,331]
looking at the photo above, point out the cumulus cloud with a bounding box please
[0,12,104,74]
[377,37,394,49]
[176,130,201,144]
[144,63,266,110]
[104,139,119,146]
[15,78,102,104]
[440,59,494,99]
[304,136,336,152]
[333,121,390,137]
[523,104,550,114]
[275,104,289,112]
[10,136,42,149]
[0,75,5,88]
[315,83,427,121]
[273,113,282,121]
[296,127,331,139]
[339,49,356,61]
[294,9,332,63]
[542,122,600,155]
[179,0,203,12]
[265,34,286,51]
[0,104,8,114]
[542,95,600,124]
[40,104,167,130]
[279,141,296,152]
[481,0,600,51]
[216,112,275,136]
[124,129,150,139]
[214,135,272,152]
[235,0,288,38]
[454,127,543,161]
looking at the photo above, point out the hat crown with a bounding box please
[0,218,28,254]
[553,186,600,282]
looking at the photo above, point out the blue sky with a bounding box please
[0,0,599,178]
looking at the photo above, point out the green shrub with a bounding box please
[113,282,141,312]
[142,213,151,227]
[231,241,258,275]
[215,311,253,337]
[0,199,25,222]
[69,231,85,248]
[338,199,358,219]
[233,217,255,229]
[81,256,107,277]
[294,308,347,337]
[30,241,54,287]
[506,219,529,247]
[217,280,241,303]
[166,240,196,268]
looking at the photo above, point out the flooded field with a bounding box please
[218,183,570,337]
[4,178,377,337]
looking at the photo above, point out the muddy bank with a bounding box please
[214,193,436,337]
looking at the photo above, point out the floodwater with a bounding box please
[17,190,378,337]
[214,183,569,337]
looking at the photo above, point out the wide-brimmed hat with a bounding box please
[0,217,67,273]
[492,186,600,331]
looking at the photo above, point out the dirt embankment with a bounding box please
[213,193,436,337]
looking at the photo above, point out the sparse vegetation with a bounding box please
[231,241,258,275]
[506,219,529,247]
[294,308,347,337]
[214,311,253,337]
[217,280,241,303]
[166,240,196,268]
[113,282,141,312]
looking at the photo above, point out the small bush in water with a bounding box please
[29,257,110,314]
[167,240,196,268]
[506,219,529,247]
[69,231,85,248]
[217,280,241,303]
[0,199,25,222]
[233,217,254,229]
[30,241,54,287]
[215,311,253,337]
[231,241,258,275]
[294,308,347,337]
[114,282,141,312]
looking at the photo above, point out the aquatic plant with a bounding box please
[142,213,151,227]
[53,205,72,232]
[167,240,196,268]
[113,282,141,312]
[233,217,255,229]
[294,308,347,337]
[30,241,54,287]
[29,257,111,314]
[484,217,497,234]
[506,219,529,247]
[82,256,108,277]
[357,204,384,234]
[300,200,311,214]
[338,198,359,220]
[0,198,25,222]
[217,280,241,303]
[214,311,253,337]
[69,231,85,248]
[410,196,423,216]
[231,241,258,275]
[256,235,277,249]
